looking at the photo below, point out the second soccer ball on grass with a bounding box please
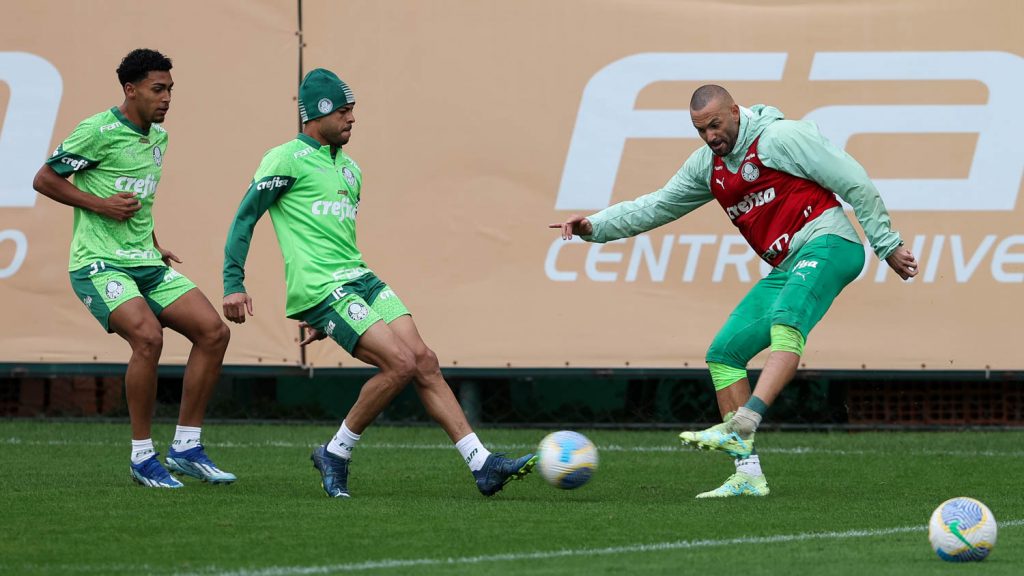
[537,430,598,489]
[928,497,997,562]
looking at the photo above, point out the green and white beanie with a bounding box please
[298,68,355,123]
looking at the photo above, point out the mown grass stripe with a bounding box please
[4,436,1024,459]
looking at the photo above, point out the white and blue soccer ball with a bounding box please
[537,430,598,490]
[928,497,997,562]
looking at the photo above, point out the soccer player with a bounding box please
[222,68,536,498]
[32,49,235,488]
[551,85,918,498]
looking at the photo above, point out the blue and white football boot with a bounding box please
[165,445,237,484]
[311,444,351,498]
[130,454,184,488]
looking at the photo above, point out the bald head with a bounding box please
[689,85,741,156]
[689,84,734,111]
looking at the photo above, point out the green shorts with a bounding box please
[297,272,410,354]
[69,261,197,332]
[706,234,865,368]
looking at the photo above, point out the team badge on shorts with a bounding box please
[342,167,356,187]
[741,162,759,182]
[105,280,124,300]
[318,98,334,115]
[153,146,163,166]
[347,302,369,321]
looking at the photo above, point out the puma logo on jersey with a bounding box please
[715,177,725,189]
[745,153,757,160]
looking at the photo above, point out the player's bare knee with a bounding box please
[416,347,440,375]
[130,328,163,358]
[383,345,417,383]
[395,351,417,383]
[204,320,231,351]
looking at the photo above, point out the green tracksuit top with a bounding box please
[583,105,903,270]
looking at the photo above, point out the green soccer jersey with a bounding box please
[224,133,368,317]
[47,107,168,271]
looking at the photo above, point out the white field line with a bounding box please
[183,519,1024,576]
[9,520,1021,575]
[8,520,1024,573]
[12,518,1019,569]
[3,436,1024,459]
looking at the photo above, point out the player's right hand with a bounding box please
[100,192,143,221]
[223,292,254,324]
[549,214,593,240]
[297,321,327,346]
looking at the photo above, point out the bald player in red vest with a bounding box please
[552,84,918,498]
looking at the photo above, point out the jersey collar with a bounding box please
[297,133,323,149]
[719,106,756,165]
[110,107,150,136]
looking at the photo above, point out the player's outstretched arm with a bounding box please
[33,165,141,221]
[552,157,712,243]
[548,215,593,240]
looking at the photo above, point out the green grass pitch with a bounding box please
[1,421,1021,575]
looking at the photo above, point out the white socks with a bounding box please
[325,426,491,469]
[171,425,201,452]
[133,426,202,464]
[131,439,155,464]
[735,454,763,476]
[327,421,361,460]
[455,433,491,472]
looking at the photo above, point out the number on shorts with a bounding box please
[89,261,106,275]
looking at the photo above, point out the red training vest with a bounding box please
[710,136,840,266]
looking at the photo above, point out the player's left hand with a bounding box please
[885,245,918,281]
[298,321,327,346]
[157,246,182,267]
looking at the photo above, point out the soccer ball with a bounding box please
[928,497,997,562]
[537,430,598,489]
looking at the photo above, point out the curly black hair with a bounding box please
[116,48,172,87]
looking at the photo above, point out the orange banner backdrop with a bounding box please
[0,0,302,365]
[1,1,1022,369]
